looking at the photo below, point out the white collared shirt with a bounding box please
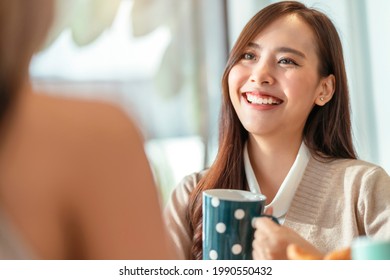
[244,141,310,224]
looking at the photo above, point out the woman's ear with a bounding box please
[315,74,335,106]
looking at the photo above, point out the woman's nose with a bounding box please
[249,61,275,85]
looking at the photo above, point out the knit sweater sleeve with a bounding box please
[164,172,201,259]
[357,166,390,239]
[285,157,390,253]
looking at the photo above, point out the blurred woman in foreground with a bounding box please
[0,0,174,259]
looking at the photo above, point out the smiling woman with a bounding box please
[228,13,335,148]
[164,1,390,260]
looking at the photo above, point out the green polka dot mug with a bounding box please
[202,189,276,260]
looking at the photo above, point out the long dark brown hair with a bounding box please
[188,1,356,260]
[0,0,53,123]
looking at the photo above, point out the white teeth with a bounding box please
[246,94,281,105]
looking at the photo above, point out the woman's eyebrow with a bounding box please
[247,42,261,49]
[276,47,306,58]
[246,42,306,59]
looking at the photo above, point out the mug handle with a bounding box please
[260,214,280,225]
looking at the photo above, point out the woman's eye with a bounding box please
[242,52,256,60]
[278,58,298,65]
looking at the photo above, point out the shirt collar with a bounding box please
[244,141,310,218]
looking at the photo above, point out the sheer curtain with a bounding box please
[366,0,390,172]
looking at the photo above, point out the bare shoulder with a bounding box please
[21,92,148,167]
[27,92,150,188]
[30,93,141,140]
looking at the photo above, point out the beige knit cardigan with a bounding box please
[164,156,390,259]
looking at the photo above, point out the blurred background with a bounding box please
[30,0,390,204]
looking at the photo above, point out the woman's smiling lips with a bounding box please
[242,91,283,107]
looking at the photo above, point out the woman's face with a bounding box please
[228,14,332,141]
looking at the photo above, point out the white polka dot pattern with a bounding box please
[232,244,242,255]
[211,197,220,207]
[216,223,226,233]
[234,209,245,220]
[209,250,218,260]
[202,190,266,260]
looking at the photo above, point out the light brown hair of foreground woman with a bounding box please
[0,0,174,259]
